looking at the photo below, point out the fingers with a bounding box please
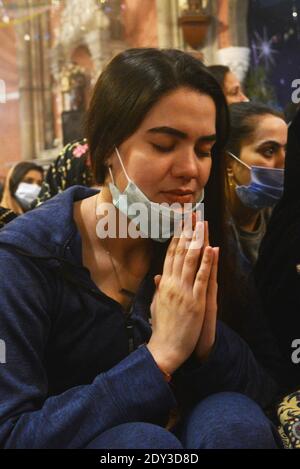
[205,247,219,321]
[210,247,219,285]
[162,230,181,277]
[197,247,219,360]
[181,222,204,285]
[162,219,209,286]
[171,221,195,278]
[173,225,195,280]
[193,246,214,299]
[204,221,210,249]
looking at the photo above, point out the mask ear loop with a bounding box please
[108,147,131,186]
[227,151,251,171]
[115,147,131,182]
[108,166,115,185]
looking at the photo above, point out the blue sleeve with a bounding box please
[174,321,279,409]
[0,250,176,449]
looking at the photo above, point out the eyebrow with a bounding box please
[256,140,287,148]
[147,126,217,143]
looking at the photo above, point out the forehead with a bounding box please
[139,87,216,135]
[250,115,288,144]
[225,72,240,89]
[23,169,43,180]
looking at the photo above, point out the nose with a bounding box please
[239,91,249,103]
[171,148,199,180]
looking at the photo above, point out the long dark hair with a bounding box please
[207,65,230,89]
[86,48,233,321]
[226,102,284,156]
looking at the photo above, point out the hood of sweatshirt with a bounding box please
[0,185,160,309]
[0,186,97,263]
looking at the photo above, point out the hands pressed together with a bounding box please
[147,221,219,376]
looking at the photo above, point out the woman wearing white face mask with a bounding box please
[0,162,43,222]
[225,102,288,266]
[0,49,283,449]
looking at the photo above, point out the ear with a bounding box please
[106,156,113,167]
[226,154,235,177]
[105,155,116,179]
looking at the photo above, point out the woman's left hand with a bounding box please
[194,221,219,362]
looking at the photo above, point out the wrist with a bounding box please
[146,342,179,376]
[156,364,173,383]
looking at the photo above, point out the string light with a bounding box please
[252,28,278,69]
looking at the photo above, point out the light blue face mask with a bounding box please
[228,151,284,210]
[107,147,204,242]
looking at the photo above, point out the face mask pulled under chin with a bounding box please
[14,182,41,210]
[227,151,284,210]
[105,147,204,243]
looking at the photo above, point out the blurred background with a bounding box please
[0,0,299,180]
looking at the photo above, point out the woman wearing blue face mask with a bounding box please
[225,102,288,266]
[0,162,44,225]
[0,49,284,449]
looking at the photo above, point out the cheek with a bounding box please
[114,170,129,193]
[199,159,213,186]
[240,147,267,168]
[226,96,237,105]
[133,162,164,187]
[232,162,251,185]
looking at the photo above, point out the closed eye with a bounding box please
[196,151,211,158]
[151,141,215,158]
[151,143,175,153]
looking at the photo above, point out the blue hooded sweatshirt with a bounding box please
[0,186,279,449]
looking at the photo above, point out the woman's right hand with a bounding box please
[147,221,217,375]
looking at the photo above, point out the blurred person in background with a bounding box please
[0,162,44,228]
[207,65,249,105]
[225,102,287,266]
[33,139,94,208]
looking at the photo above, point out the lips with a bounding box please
[162,190,195,204]
[163,188,195,195]
[166,190,194,196]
